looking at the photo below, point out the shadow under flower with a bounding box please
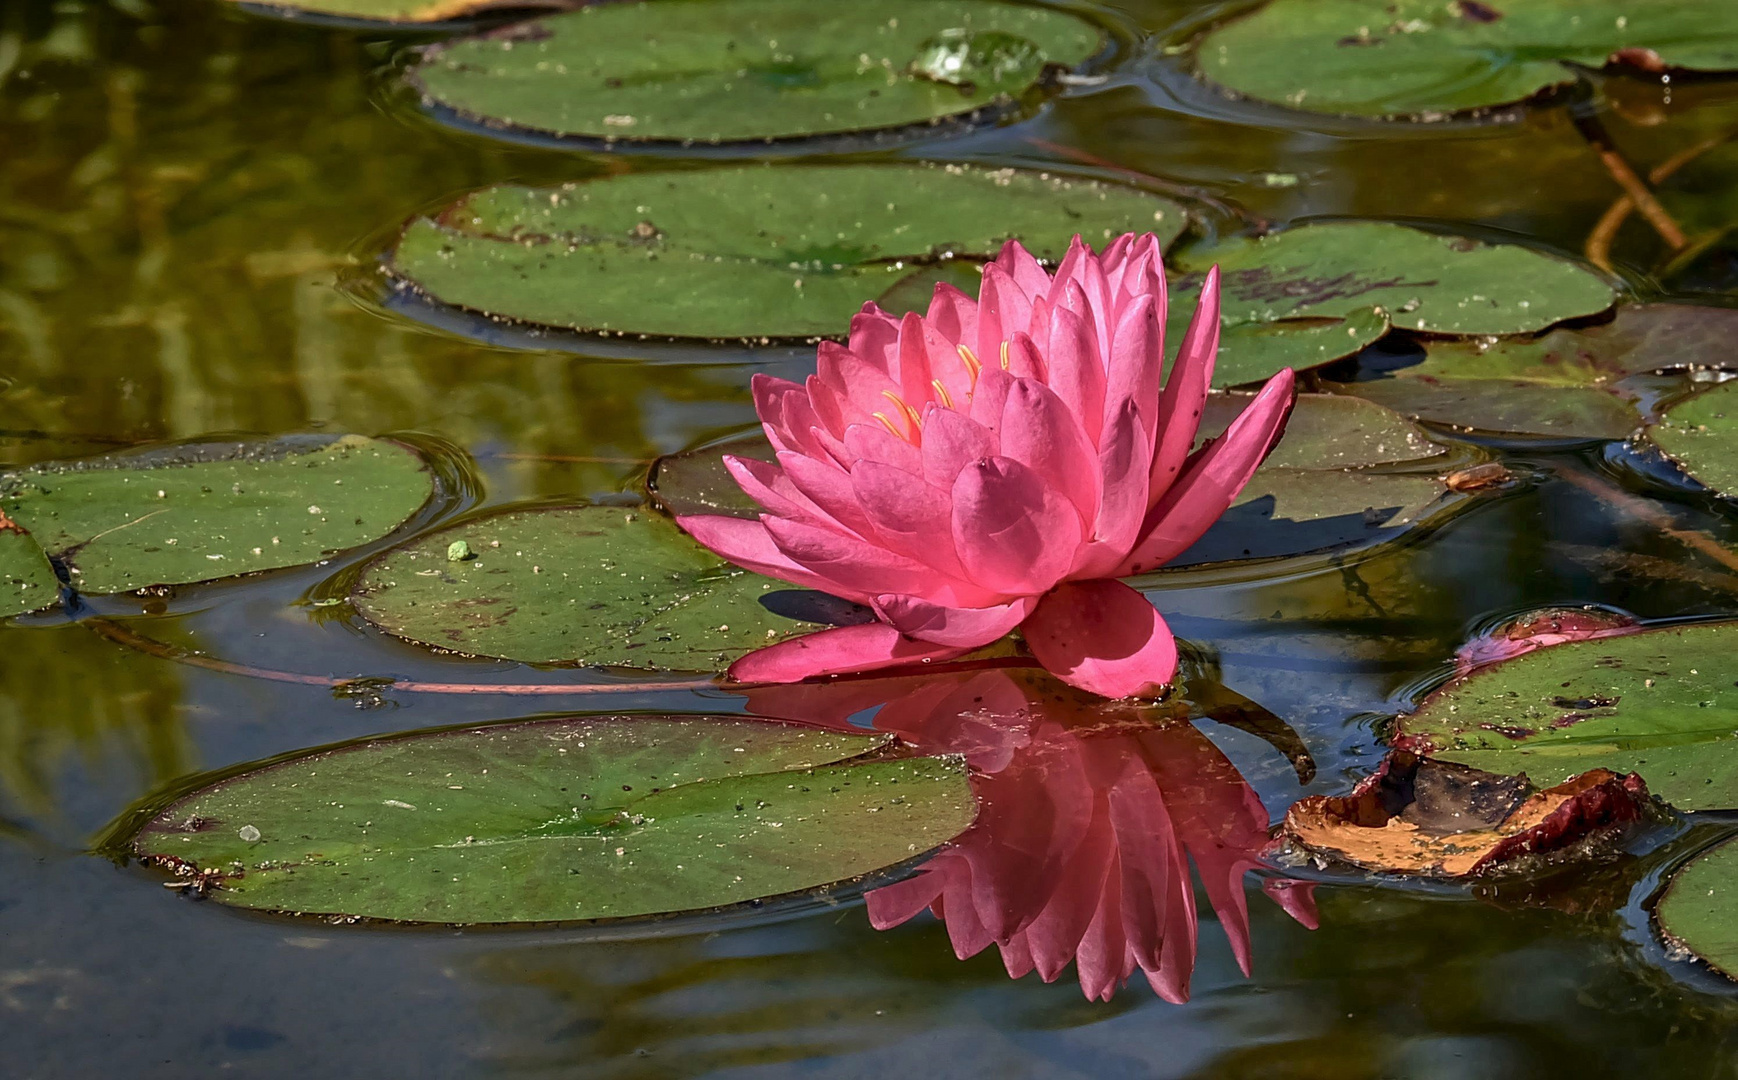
[736,667,1317,1003]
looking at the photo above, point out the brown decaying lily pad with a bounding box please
[1278,751,1651,878]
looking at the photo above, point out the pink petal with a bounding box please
[966,367,1014,443]
[1021,579,1178,698]
[977,263,1034,366]
[1042,302,1106,445]
[1072,399,1149,578]
[843,421,922,475]
[722,455,820,525]
[726,622,974,684]
[951,456,1082,596]
[924,283,980,405]
[1003,331,1046,382]
[1118,368,1296,576]
[1102,294,1162,453]
[764,515,976,605]
[864,865,947,930]
[847,303,901,374]
[1043,236,1091,309]
[850,459,967,579]
[817,341,903,431]
[778,450,875,538]
[1149,267,1220,505]
[1074,858,1129,1002]
[998,377,1101,527]
[675,514,850,597]
[872,594,1035,648]
[804,373,849,441]
[753,374,830,460]
[993,238,1053,302]
[921,408,997,489]
[893,310,936,407]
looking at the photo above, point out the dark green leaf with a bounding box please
[1194,0,1738,120]
[1649,379,1738,498]
[1394,622,1738,810]
[1656,836,1738,980]
[408,0,1103,144]
[127,715,976,923]
[352,505,820,668]
[390,163,1187,340]
[0,524,56,618]
[0,436,434,597]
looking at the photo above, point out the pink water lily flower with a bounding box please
[678,232,1296,699]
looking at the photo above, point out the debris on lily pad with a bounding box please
[1277,751,1652,878]
[1455,606,1642,673]
[390,163,1186,341]
[227,0,573,25]
[407,0,1105,146]
[1192,0,1738,120]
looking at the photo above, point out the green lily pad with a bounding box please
[1168,392,1456,568]
[1193,0,1738,120]
[1171,222,1616,337]
[0,523,57,618]
[352,505,821,669]
[1168,304,1391,389]
[649,393,1459,572]
[232,0,570,24]
[1649,378,1738,498]
[407,0,1104,145]
[1393,622,1738,811]
[389,163,1187,341]
[125,715,976,923]
[1329,304,1738,438]
[0,436,434,598]
[1657,836,1738,980]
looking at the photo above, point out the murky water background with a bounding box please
[8,0,1738,1075]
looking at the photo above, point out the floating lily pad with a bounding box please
[1393,622,1738,811]
[1194,0,1738,120]
[1171,222,1616,338]
[1657,836,1738,980]
[0,520,57,618]
[1192,305,1391,389]
[650,393,1460,572]
[1649,378,1738,498]
[0,436,434,598]
[1329,304,1738,438]
[389,164,1186,341]
[126,716,976,923]
[232,0,570,25]
[408,0,1103,145]
[352,505,826,668]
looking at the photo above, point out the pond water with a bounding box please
[7,0,1738,1075]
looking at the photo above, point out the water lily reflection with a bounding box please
[740,667,1316,1002]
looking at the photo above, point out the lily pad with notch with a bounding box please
[0,435,436,600]
[121,715,977,924]
[351,504,829,669]
[0,517,58,618]
[1170,221,1616,340]
[406,0,1105,146]
[1192,0,1738,121]
[1328,304,1738,438]
[388,163,1188,341]
[1393,621,1738,811]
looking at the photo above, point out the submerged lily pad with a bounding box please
[1194,0,1738,120]
[390,164,1186,341]
[1171,222,1616,339]
[0,436,434,598]
[410,0,1098,146]
[1330,304,1738,438]
[126,716,976,923]
[408,0,1104,145]
[352,505,822,668]
[1648,379,1738,498]
[0,519,57,618]
[650,393,1461,572]
[1657,836,1738,980]
[1393,622,1738,811]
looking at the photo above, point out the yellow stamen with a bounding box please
[931,379,954,410]
[878,390,925,444]
[956,344,982,380]
[1000,341,1011,370]
[872,411,905,440]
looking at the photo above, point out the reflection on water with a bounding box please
[743,668,1315,1002]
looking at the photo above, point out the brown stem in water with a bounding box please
[1583,128,1729,271]
[1556,467,1738,577]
